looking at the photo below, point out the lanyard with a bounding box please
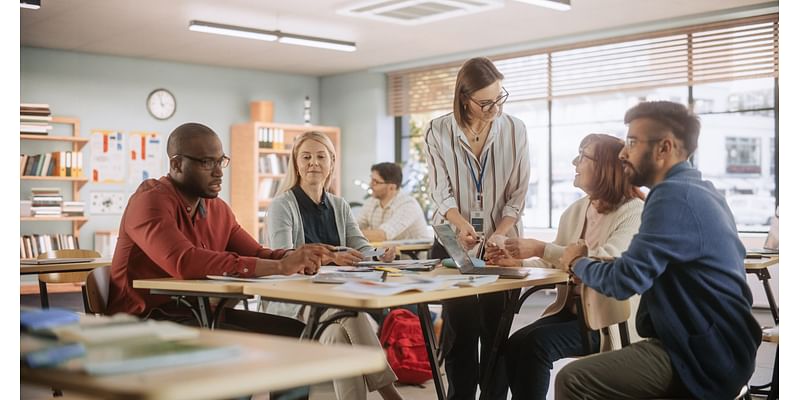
[465,149,489,195]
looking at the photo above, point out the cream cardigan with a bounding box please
[523,195,644,350]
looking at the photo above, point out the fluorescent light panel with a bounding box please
[189,21,277,42]
[188,20,356,52]
[20,0,40,10]
[513,0,571,11]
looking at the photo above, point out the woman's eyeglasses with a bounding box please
[470,87,509,113]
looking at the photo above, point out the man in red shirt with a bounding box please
[107,122,331,333]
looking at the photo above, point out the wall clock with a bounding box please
[146,88,176,120]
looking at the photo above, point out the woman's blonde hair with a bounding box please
[276,131,337,194]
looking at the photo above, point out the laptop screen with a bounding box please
[433,224,474,272]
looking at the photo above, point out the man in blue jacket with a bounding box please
[555,101,761,400]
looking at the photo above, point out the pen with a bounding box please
[381,270,388,282]
[332,246,350,252]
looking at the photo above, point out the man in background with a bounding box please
[358,162,430,242]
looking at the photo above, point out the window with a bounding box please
[393,14,778,232]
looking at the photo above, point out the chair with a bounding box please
[84,265,112,315]
[575,283,631,353]
[36,249,102,309]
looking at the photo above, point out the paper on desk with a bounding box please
[334,275,499,296]
[357,258,439,267]
[206,274,311,282]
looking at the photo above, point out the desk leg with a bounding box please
[417,303,446,400]
[756,269,779,324]
[302,306,325,340]
[196,297,211,328]
[39,281,49,308]
[478,289,520,400]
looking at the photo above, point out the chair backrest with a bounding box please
[85,265,112,315]
[578,283,631,353]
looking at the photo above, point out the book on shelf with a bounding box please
[20,124,53,135]
[20,234,80,259]
[20,115,53,122]
[20,152,83,177]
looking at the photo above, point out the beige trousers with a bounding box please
[308,310,397,400]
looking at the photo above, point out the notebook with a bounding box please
[21,257,94,265]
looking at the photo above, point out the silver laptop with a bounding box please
[433,224,528,279]
[748,211,779,255]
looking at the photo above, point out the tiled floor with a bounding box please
[21,291,777,400]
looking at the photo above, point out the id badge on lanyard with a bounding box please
[466,150,488,237]
[470,193,484,236]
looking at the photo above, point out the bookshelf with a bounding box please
[230,122,341,243]
[20,116,86,246]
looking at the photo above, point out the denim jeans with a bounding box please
[504,308,599,400]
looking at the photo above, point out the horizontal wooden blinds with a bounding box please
[387,13,777,116]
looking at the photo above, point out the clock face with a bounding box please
[146,89,176,120]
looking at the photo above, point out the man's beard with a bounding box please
[625,158,656,187]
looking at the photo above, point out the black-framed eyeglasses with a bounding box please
[370,179,388,186]
[172,154,231,170]
[469,87,509,113]
[624,137,662,149]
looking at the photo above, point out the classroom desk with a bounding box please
[132,278,251,329]
[745,255,779,324]
[135,267,567,400]
[19,258,112,275]
[22,327,386,400]
[243,266,568,400]
[21,258,113,309]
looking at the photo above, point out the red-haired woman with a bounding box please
[486,133,645,400]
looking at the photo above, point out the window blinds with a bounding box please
[387,14,777,116]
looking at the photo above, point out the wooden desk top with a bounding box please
[243,267,568,309]
[745,255,779,271]
[19,258,112,275]
[22,328,385,400]
[133,278,247,294]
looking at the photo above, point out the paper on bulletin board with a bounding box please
[90,130,126,183]
[128,131,163,184]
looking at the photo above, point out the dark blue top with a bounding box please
[573,161,761,400]
[291,185,341,246]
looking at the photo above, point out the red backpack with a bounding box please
[378,309,433,385]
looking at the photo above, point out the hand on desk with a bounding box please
[280,244,330,275]
[484,245,522,267]
[328,248,364,266]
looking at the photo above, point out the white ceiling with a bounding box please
[20,0,775,76]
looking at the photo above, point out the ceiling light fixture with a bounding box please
[188,20,356,52]
[513,0,571,11]
[20,0,41,10]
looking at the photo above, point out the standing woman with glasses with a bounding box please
[485,134,645,399]
[424,57,530,399]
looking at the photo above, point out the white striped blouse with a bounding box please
[424,112,530,239]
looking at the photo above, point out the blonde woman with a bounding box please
[263,131,401,400]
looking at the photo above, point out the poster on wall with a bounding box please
[90,191,127,214]
[128,131,163,184]
[90,130,126,183]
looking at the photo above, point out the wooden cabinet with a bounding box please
[230,122,341,243]
[20,116,88,248]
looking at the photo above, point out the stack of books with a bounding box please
[257,127,286,149]
[258,153,288,174]
[20,103,52,135]
[61,201,85,217]
[30,188,63,217]
[21,309,241,376]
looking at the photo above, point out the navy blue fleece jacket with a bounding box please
[572,161,761,400]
